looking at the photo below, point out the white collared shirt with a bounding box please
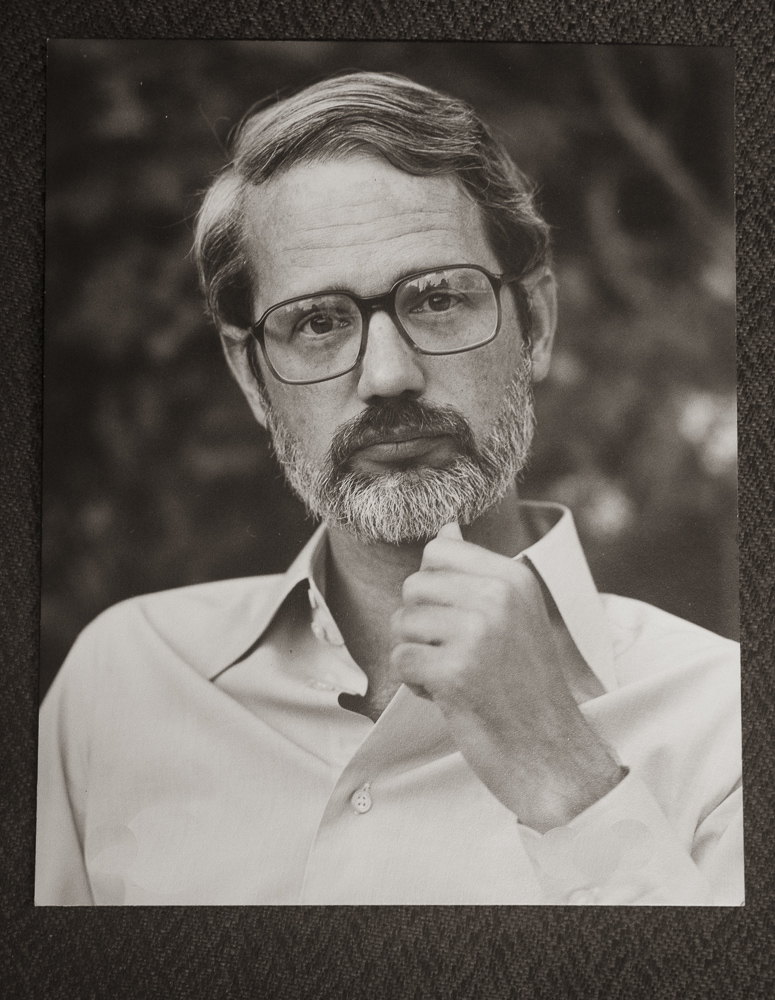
[35,503,743,905]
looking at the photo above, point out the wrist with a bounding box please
[514,737,625,834]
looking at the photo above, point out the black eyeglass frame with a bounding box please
[248,263,527,386]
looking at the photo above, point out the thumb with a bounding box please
[437,521,463,541]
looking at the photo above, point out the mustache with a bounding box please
[328,398,478,470]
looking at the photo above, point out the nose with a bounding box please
[356,309,426,402]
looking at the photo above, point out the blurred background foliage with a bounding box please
[41,41,737,698]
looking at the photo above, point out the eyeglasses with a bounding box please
[249,264,523,385]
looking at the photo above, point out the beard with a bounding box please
[261,350,535,545]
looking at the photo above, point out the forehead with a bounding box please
[242,155,498,309]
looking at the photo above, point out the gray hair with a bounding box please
[193,70,551,331]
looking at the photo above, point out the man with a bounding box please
[36,71,743,905]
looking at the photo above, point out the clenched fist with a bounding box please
[390,522,624,832]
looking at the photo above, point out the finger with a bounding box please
[422,535,535,583]
[392,603,460,644]
[437,521,463,540]
[405,682,433,701]
[390,641,445,691]
[402,569,511,611]
[420,533,467,572]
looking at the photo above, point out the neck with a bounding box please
[325,484,531,716]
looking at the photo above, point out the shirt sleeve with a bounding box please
[35,631,96,906]
[518,771,744,905]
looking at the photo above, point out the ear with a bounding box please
[523,267,557,383]
[219,322,269,427]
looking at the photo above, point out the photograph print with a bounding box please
[36,41,741,905]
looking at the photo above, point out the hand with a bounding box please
[390,523,623,832]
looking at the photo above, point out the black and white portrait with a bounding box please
[36,41,741,906]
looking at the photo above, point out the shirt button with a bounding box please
[350,782,372,814]
[310,620,327,643]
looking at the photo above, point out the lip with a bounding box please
[356,426,435,448]
[353,433,453,464]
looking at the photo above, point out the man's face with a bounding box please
[236,154,540,542]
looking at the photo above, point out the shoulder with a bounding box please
[52,573,288,692]
[600,592,739,689]
[89,573,284,638]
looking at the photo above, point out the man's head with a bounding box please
[194,72,557,543]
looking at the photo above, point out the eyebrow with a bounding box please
[280,262,476,301]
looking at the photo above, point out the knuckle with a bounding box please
[401,573,423,603]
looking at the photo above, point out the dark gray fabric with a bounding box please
[2,2,772,998]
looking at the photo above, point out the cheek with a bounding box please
[439,330,524,431]
[264,381,347,460]
[481,322,526,395]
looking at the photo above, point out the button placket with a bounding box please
[310,599,346,648]
[310,620,328,643]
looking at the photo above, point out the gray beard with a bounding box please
[262,353,535,545]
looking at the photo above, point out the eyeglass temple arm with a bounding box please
[499,273,533,347]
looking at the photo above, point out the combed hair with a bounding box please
[193,71,551,330]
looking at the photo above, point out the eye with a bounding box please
[422,291,457,312]
[301,312,335,336]
[410,287,465,314]
[294,309,356,338]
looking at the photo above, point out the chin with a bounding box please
[314,461,510,545]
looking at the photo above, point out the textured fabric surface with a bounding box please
[2,0,773,997]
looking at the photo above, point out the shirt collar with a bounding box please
[207,523,330,679]
[212,502,617,693]
[519,502,618,692]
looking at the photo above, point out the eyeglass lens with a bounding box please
[262,266,499,383]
